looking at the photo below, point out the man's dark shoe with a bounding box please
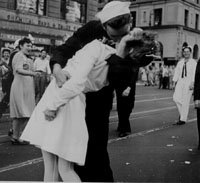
[176,120,186,125]
[118,132,131,137]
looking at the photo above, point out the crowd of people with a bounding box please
[0,1,200,182]
[139,64,176,89]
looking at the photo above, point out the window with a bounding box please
[61,0,66,19]
[38,0,46,15]
[131,11,136,28]
[16,0,46,15]
[7,0,17,10]
[154,8,162,26]
[61,0,87,23]
[143,11,147,23]
[184,9,189,26]
[195,14,199,29]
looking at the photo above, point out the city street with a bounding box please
[0,85,200,182]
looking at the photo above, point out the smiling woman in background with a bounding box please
[9,37,38,145]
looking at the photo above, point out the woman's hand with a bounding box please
[44,109,57,121]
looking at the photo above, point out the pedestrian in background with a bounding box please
[0,48,11,96]
[173,46,197,125]
[162,65,169,89]
[9,37,39,145]
[34,49,51,104]
[0,48,11,118]
[148,65,154,86]
[168,65,175,89]
[6,41,20,136]
[140,67,148,86]
[158,63,163,89]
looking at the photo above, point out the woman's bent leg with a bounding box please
[41,150,59,182]
[58,157,81,182]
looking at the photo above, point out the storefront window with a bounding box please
[61,0,87,23]
[16,0,46,15]
[38,0,46,15]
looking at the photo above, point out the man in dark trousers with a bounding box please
[50,1,154,181]
[194,59,200,149]
[114,52,152,137]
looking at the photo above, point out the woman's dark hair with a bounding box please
[2,48,11,55]
[19,37,32,46]
[103,14,131,29]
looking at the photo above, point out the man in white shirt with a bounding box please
[34,49,51,103]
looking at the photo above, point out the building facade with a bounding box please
[98,0,200,64]
[0,0,98,52]
[130,0,200,64]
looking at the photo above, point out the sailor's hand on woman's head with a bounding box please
[115,28,144,59]
[44,109,57,121]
